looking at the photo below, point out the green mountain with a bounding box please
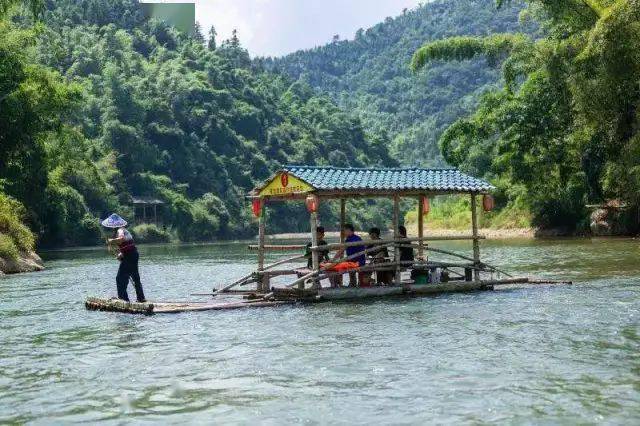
[266,0,534,166]
[1,0,397,256]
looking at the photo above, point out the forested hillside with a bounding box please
[267,0,534,166]
[1,0,396,258]
[3,0,635,264]
[412,0,640,233]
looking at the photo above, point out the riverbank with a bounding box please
[0,251,44,275]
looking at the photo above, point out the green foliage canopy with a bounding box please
[412,0,640,231]
[1,0,398,251]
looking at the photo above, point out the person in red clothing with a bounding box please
[103,214,146,303]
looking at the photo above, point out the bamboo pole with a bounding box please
[340,198,346,243]
[212,254,306,295]
[261,270,304,277]
[248,244,307,251]
[395,245,514,278]
[482,277,571,286]
[310,235,484,252]
[393,195,401,284]
[85,297,154,314]
[263,253,307,271]
[213,273,255,295]
[418,196,424,259]
[258,200,267,292]
[309,210,319,289]
[428,247,512,278]
[470,193,480,281]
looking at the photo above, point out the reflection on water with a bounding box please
[1,238,640,423]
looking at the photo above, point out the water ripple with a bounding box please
[1,240,640,423]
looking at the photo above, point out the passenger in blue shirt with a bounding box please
[334,224,368,287]
[344,224,366,266]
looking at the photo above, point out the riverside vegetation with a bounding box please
[2,0,639,268]
[410,0,640,234]
[272,0,640,235]
[0,0,397,264]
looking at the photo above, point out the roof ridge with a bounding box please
[284,165,458,171]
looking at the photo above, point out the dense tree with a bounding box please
[0,0,42,17]
[207,25,217,51]
[1,0,398,254]
[193,21,204,44]
[412,0,640,231]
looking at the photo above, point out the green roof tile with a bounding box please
[284,166,494,193]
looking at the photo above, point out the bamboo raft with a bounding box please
[86,167,573,315]
[85,277,570,315]
[85,297,292,315]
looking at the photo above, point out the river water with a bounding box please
[1,238,639,424]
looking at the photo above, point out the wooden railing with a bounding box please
[248,244,306,251]
[247,235,485,252]
[309,236,484,252]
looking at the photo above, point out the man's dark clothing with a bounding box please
[305,239,329,268]
[368,240,389,259]
[399,240,414,263]
[117,249,146,302]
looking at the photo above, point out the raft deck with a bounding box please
[85,297,291,315]
[86,277,570,314]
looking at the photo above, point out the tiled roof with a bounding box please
[283,166,494,193]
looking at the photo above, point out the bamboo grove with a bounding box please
[411,0,640,231]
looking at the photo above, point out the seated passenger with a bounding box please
[398,225,414,264]
[368,227,392,285]
[304,226,337,288]
[305,226,330,268]
[333,224,368,287]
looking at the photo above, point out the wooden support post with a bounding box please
[470,193,480,281]
[142,205,146,222]
[153,204,158,224]
[393,195,401,284]
[340,198,346,243]
[308,210,320,289]
[258,201,268,292]
[418,196,424,259]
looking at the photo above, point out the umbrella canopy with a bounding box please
[101,213,128,228]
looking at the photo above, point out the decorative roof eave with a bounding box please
[247,188,491,200]
[250,166,494,199]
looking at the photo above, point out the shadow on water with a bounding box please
[2,237,640,422]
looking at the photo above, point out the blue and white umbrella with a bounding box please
[101,213,128,228]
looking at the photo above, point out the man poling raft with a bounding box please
[102,214,147,303]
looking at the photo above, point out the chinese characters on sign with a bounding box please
[259,172,314,197]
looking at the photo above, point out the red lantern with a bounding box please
[421,196,430,216]
[482,194,495,212]
[280,172,289,188]
[252,198,263,217]
[305,195,319,213]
